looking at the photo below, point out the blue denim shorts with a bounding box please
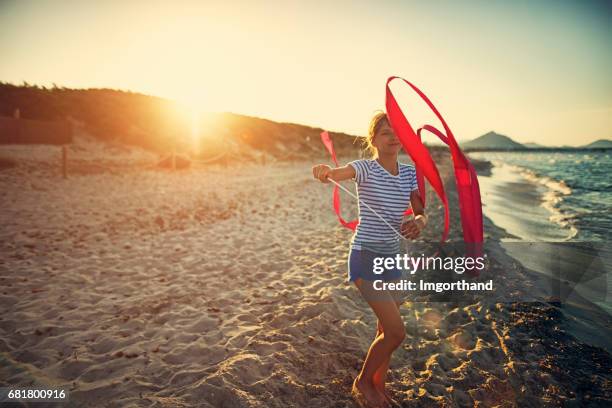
[348,248,403,282]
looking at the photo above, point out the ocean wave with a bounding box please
[542,195,579,240]
[494,161,577,240]
[471,151,610,241]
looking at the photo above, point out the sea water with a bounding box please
[469,151,611,321]
[469,151,610,242]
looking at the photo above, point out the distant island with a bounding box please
[462,131,611,152]
[581,139,612,149]
[523,142,545,149]
[462,131,524,150]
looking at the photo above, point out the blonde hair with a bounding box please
[363,111,388,158]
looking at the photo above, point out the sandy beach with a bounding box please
[1,137,611,407]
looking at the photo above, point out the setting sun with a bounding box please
[1,1,610,145]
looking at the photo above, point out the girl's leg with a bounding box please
[353,279,406,407]
[373,279,404,401]
[372,302,402,403]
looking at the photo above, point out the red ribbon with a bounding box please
[320,131,359,230]
[320,77,484,247]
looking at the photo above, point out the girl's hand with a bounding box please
[312,164,332,183]
[401,215,427,239]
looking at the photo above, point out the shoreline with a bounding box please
[468,155,611,352]
[469,150,611,243]
[472,153,611,313]
[470,155,575,242]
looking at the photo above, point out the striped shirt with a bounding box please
[349,159,418,254]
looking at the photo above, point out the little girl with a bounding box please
[312,112,427,408]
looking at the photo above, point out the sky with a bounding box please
[1,0,610,145]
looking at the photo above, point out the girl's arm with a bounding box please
[401,190,428,239]
[312,164,356,183]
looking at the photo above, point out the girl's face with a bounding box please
[372,121,402,156]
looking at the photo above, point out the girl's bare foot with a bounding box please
[375,384,397,407]
[352,375,386,408]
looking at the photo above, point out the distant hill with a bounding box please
[462,131,525,150]
[0,82,366,160]
[461,131,611,151]
[462,134,612,151]
[524,142,545,149]
[581,139,612,149]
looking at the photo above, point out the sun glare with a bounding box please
[166,98,201,154]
